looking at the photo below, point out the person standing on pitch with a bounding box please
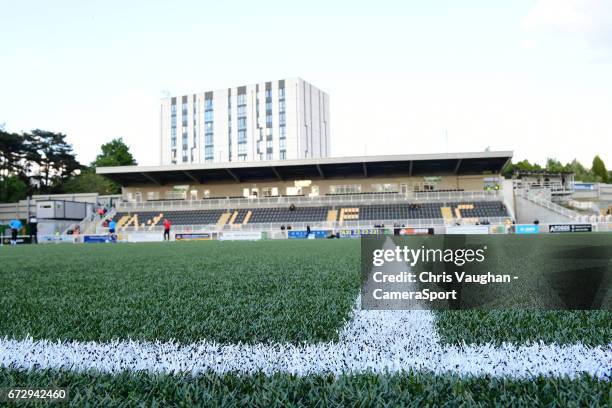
[163,218,171,241]
[9,218,22,245]
[28,215,38,244]
[108,218,116,242]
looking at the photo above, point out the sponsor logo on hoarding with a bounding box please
[516,224,539,234]
[339,228,384,238]
[398,228,434,235]
[83,235,112,243]
[445,225,490,235]
[549,224,592,233]
[175,233,212,241]
[219,231,262,241]
[287,230,329,239]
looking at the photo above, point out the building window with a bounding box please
[238,117,247,130]
[266,152,273,160]
[237,105,247,117]
[279,112,285,126]
[279,87,285,100]
[237,93,246,105]
[238,130,247,143]
[205,133,213,145]
[238,154,247,161]
[279,100,285,112]
[266,115,272,127]
[171,116,177,127]
[266,101,272,111]
[279,138,286,150]
[279,126,286,138]
[266,139,273,149]
[237,143,247,155]
[280,150,286,160]
[371,183,399,193]
[205,146,214,161]
[329,185,362,194]
[205,98,213,110]
[205,110,213,121]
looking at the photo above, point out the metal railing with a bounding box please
[117,190,502,212]
[516,189,582,220]
[113,216,511,234]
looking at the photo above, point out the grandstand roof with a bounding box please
[97,151,512,186]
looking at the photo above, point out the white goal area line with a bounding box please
[1,239,611,379]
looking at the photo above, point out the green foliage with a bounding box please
[25,129,81,193]
[436,310,611,347]
[1,369,609,407]
[0,175,28,203]
[0,240,360,344]
[565,159,599,182]
[592,155,608,183]
[92,137,137,167]
[61,168,120,195]
[505,156,611,184]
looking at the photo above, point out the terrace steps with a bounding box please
[441,207,453,223]
[216,212,232,228]
[326,210,338,222]
[242,210,252,224]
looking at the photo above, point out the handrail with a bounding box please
[516,189,580,220]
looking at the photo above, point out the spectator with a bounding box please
[9,218,22,245]
[289,203,296,211]
[306,225,311,236]
[163,218,171,241]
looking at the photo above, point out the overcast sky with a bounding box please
[1,0,611,167]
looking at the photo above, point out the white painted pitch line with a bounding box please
[1,305,609,379]
[1,239,611,379]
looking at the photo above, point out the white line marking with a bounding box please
[1,239,610,378]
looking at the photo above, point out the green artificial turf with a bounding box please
[1,368,609,407]
[0,240,360,344]
[435,310,612,346]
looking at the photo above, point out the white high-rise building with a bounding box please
[160,78,330,165]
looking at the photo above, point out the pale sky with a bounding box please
[1,0,611,167]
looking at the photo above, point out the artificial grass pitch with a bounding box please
[0,240,360,344]
[1,368,609,407]
[1,238,610,347]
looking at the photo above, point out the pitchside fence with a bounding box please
[3,222,612,245]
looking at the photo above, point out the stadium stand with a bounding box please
[248,206,329,224]
[111,201,510,229]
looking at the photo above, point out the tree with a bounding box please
[591,155,608,183]
[0,175,28,203]
[565,159,598,182]
[92,138,137,167]
[545,158,565,173]
[25,129,81,193]
[61,168,120,195]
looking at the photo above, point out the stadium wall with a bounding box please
[514,195,575,224]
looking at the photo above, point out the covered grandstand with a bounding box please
[94,151,515,234]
